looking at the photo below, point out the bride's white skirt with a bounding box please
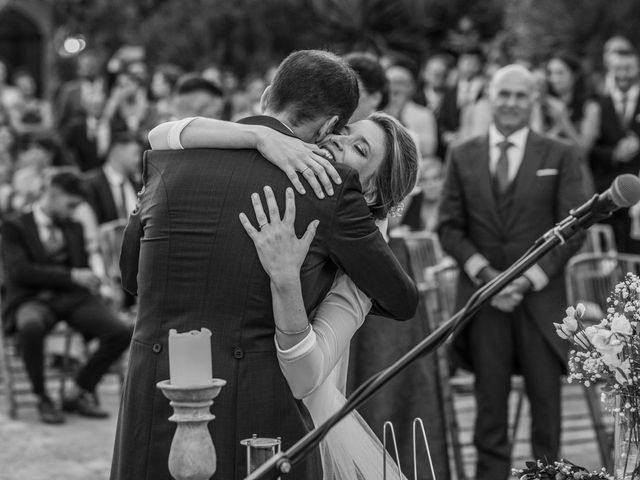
[303,356,407,480]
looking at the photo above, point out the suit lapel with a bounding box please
[21,212,48,263]
[98,170,119,220]
[504,131,546,230]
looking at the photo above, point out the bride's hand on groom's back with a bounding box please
[239,186,319,283]
[255,127,341,199]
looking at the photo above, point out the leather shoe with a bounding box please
[62,391,109,418]
[38,397,66,424]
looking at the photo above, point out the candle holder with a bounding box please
[240,434,282,477]
[157,378,226,480]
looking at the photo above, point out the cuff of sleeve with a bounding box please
[167,117,197,149]
[523,264,549,291]
[464,253,490,283]
[275,329,316,361]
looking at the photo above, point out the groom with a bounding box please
[111,50,418,480]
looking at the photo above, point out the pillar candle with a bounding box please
[168,328,213,387]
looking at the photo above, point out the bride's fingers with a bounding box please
[263,186,281,222]
[251,192,268,226]
[284,166,306,195]
[283,187,295,225]
[238,213,258,241]
[311,152,341,185]
[300,220,319,247]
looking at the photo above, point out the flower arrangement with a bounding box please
[512,459,609,480]
[554,272,640,479]
[554,272,639,400]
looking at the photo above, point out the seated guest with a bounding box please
[62,86,109,172]
[390,158,445,234]
[84,133,141,225]
[1,169,132,424]
[6,68,54,142]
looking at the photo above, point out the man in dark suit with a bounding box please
[439,47,485,151]
[62,89,107,172]
[590,50,640,253]
[111,50,418,480]
[438,65,587,480]
[84,132,141,225]
[1,170,132,424]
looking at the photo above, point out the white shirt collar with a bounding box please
[489,123,529,150]
[103,163,126,186]
[613,84,640,101]
[32,201,55,229]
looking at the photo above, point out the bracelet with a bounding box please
[275,323,311,336]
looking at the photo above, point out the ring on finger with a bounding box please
[258,222,269,229]
[300,166,311,174]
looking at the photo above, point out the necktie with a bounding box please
[619,92,629,127]
[495,139,513,194]
[118,181,128,219]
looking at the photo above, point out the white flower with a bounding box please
[554,323,569,339]
[563,315,578,333]
[566,306,576,318]
[611,313,633,336]
[576,303,586,317]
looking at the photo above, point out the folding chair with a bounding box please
[0,321,82,419]
[562,252,640,472]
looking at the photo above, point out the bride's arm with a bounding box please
[149,117,340,199]
[240,189,379,399]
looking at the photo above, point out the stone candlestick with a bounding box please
[157,379,226,480]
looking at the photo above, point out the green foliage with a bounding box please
[52,0,506,77]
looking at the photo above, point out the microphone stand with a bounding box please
[244,201,608,480]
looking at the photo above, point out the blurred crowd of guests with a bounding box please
[1,34,639,251]
[2,28,640,430]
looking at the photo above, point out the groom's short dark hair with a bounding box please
[268,50,359,131]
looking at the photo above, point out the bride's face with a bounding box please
[319,120,386,185]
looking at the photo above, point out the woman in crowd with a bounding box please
[7,68,54,141]
[149,111,418,480]
[540,51,599,194]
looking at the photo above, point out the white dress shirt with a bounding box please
[611,84,639,125]
[464,124,549,291]
[103,164,137,218]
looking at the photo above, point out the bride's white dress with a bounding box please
[275,234,408,480]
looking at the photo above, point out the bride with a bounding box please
[149,111,418,480]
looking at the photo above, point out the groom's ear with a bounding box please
[315,115,339,142]
[259,86,271,113]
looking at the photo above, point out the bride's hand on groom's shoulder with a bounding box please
[255,127,341,199]
[239,186,319,283]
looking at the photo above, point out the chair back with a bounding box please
[424,261,459,330]
[578,223,617,255]
[400,231,444,284]
[565,252,640,324]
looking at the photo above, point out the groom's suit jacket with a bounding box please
[438,131,586,371]
[111,116,418,480]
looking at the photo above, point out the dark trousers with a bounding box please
[468,303,563,480]
[15,290,132,397]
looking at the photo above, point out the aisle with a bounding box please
[453,377,613,479]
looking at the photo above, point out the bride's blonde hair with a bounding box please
[363,112,419,219]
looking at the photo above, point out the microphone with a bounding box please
[544,174,640,245]
[580,173,640,216]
